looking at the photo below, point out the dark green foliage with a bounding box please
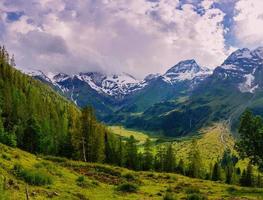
[240,163,254,187]
[211,162,221,181]
[176,159,185,175]
[142,138,154,171]
[125,136,138,170]
[164,143,176,172]
[122,173,136,181]
[163,192,177,200]
[236,110,263,169]
[186,193,207,200]
[187,140,203,178]
[0,46,121,166]
[116,182,139,193]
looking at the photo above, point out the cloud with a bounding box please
[233,0,263,48]
[0,0,230,78]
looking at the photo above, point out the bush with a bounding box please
[13,164,52,186]
[76,176,97,188]
[2,153,11,161]
[186,187,200,194]
[186,193,207,200]
[163,192,177,200]
[0,132,17,147]
[123,173,136,181]
[116,183,139,193]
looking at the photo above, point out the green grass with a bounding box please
[0,140,263,199]
[109,126,150,143]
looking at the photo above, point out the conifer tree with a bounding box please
[212,162,221,181]
[154,146,166,171]
[188,139,203,178]
[125,136,138,170]
[143,138,153,171]
[177,159,185,175]
[164,143,176,172]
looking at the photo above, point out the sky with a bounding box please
[0,0,263,78]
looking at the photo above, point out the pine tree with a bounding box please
[240,169,247,186]
[212,162,221,181]
[22,117,41,153]
[188,140,203,178]
[236,110,263,169]
[246,163,254,187]
[125,136,138,170]
[154,146,165,171]
[225,164,234,184]
[164,143,176,172]
[177,159,185,175]
[142,138,153,171]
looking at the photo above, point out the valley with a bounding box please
[0,124,262,200]
[2,1,263,199]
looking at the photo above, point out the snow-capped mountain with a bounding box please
[212,47,263,93]
[162,59,212,85]
[23,59,212,106]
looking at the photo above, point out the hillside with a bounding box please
[1,142,263,200]
[25,47,263,138]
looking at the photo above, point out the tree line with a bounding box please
[0,46,262,188]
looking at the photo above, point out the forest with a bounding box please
[1,46,263,200]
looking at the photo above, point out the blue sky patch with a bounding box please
[6,11,24,22]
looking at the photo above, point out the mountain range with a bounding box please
[22,47,263,137]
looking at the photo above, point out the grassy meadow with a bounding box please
[1,142,263,200]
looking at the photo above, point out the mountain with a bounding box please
[23,47,263,137]
[121,47,263,136]
[24,59,211,116]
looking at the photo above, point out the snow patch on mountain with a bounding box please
[163,59,212,84]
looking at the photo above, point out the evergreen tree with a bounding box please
[246,163,254,187]
[225,164,234,184]
[188,140,203,178]
[177,159,185,175]
[22,117,41,153]
[164,143,176,172]
[212,162,221,181]
[236,110,263,169]
[240,164,254,187]
[142,138,153,171]
[125,136,138,170]
[154,146,165,171]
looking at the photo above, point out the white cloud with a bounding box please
[0,0,229,78]
[234,0,263,48]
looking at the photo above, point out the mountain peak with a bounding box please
[224,48,253,64]
[165,59,200,74]
[252,47,263,59]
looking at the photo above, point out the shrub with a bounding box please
[116,183,139,193]
[13,164,52,186]
[186,193,208,200]
[163,192,177,200]
[76,176,97,188]
[2,153,11,161]
[186,187,200,194]
[0,132,17,147]
[123,173,136,181]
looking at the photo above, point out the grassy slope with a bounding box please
[0,123,261,200]
[0,143,263,200]
[109,126,150,144]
